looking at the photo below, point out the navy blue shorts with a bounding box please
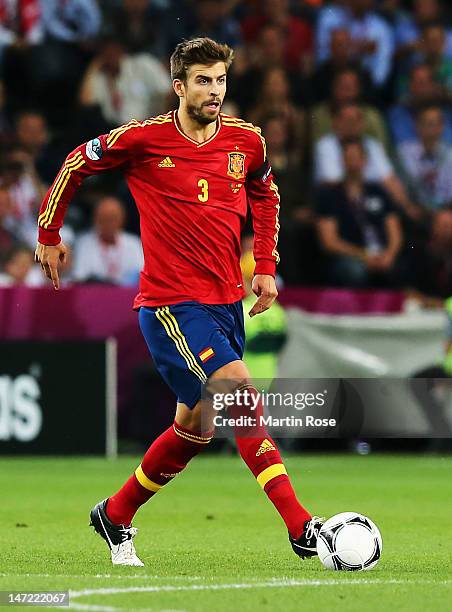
[139,301,245,409]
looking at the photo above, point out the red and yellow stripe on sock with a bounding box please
[134,465,163,493]
[256,463,288,489]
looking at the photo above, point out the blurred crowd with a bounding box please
[0,0,451,303]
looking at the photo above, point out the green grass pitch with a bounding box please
[1,453,451,611]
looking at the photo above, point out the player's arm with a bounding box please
[36,122,141,288]
[245,133,280,317]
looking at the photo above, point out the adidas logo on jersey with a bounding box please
[256,439,276,456]
[158,156,175,167]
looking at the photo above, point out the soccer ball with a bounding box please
[316,512,382,571]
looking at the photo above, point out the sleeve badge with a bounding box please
[85,138,104,161]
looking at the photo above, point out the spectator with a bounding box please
[260,113,304,214]
[14,0,100,126]
[185,0,242,48]
[0,188,18,258]
[247,67,306,164]
[316,0,394,87]
[14,110,63,184]
[0,81,12,144]
[397,105,452,211]
[25,0,101,128]
[0,146,46,248]
[0,244,34,286]
[410,208,452,298]
[316,138,403,287]
[316,1,350,63]
[0,0,42,53]
[0,0,43,113]
[241,0,313,72]
[314,103,417,217]
[261,113,319,284]
[15,111,47,161]
[419,22,452,93]
[395,0,452,60]
[106,0,169,57]
[311,67,388,146]
[73,196,143,285]
[41,0,100,44]
[229,24,303,113]
[310,28,374,103]
[79,38,171,127]
[388,63,452,144]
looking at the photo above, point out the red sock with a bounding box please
[106,421,212,526]
[232,386,311,539]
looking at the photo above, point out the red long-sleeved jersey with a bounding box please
[37,111,280,308]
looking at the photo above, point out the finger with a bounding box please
[248,304,259,318]
[249,302,269,318]
[248,296,262,318]
[49,263,60,290]
[43,263,52,280]
[249,294,273,317]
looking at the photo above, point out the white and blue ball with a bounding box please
[317,512,382,571]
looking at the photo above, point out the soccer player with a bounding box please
[35,38,323,566]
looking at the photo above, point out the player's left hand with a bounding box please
[249,274,278,317]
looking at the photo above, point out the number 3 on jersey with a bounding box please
[197,178,209,202]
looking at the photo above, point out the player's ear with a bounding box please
[173,79,185,98]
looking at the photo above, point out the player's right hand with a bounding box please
[34,241,67,290]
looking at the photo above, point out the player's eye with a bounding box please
[218,77,225,84]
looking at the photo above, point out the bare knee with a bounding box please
[210,359,251,385]
[175,401,216,435]
[175,361,251,432]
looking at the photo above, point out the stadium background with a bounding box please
[1,0,452,452]
[0,2,452,610]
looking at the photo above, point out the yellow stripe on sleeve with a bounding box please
[269,180,281,263]
[42,157,85,229]
[107,119,141,148]
[107,116,172,149]
[256,464,287,488]
[38,152,83,226]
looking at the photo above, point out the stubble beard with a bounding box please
[186,102,220,126]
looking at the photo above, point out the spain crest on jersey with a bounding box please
[227,152,246,180]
